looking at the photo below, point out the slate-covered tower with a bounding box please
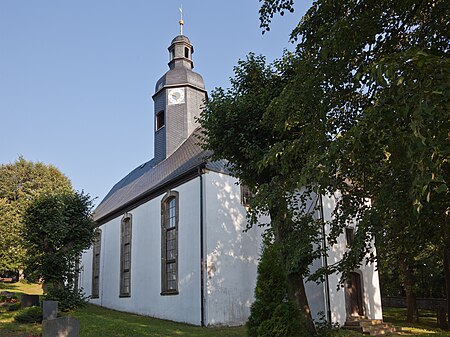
[152,34,207,163]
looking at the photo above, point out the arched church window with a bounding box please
[161,191,179,295]
[184,47,189,58]
[120,213,132,297]
[91,228,102,298]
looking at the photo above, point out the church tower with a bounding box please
[152,23,207,163]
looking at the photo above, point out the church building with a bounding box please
[79,27,383,327]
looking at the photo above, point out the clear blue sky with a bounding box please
[0,1,311,205]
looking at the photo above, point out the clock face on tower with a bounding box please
[168,88,185,105]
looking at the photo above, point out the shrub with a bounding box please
[314,312,340,337]
[257,301,304,337]
[14,306,43,323]
[247,233,307,337]
[6,301,21,311]
[44,287,87,312]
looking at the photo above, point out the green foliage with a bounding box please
[23,191,95,310]
[314,312,340,337]
[257,302,306,337]
[14,306,43,323]
[0,157,72,272]
[44,287,87,312]
[6,301,21,311]
[202,0,449,330]
[247,234,308,337]
[256,0,449,302]
[199,52,321,335]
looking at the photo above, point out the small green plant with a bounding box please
[6,301,21,311]
[11,294,19,300]
[44,287,87,312]
[257,301,305,337]
[314,312,339,337]
[14,306,43,323]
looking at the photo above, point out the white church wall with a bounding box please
[305,259,327,323]
[321,193,383,326]
[203,171,264,326]
[79,175,383,328]
[80,177,202,325]
[79,245,93,299]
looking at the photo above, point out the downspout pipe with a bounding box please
[198,166,205,327]
[319,193,332,324]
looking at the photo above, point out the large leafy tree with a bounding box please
[258,0,449,324]
[0,157,72,273]
[198,53,324,335]
[23,191,95,309]
[200,0,448,331]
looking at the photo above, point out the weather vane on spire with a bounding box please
[179,5,184,35]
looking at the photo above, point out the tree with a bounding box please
[23,191,95,310]
[258,0,449,324]
[201,0,448,330]
[198,53,325,335]
[0,157,72,273]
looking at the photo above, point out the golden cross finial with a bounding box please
[179,5,184,35]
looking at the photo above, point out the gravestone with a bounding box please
[42,316,80,337]
[42,300,58,320]
[20,294,40,308]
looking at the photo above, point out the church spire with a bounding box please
[179,6,184,35]
[167,35,193,70]
[152,30,207,163]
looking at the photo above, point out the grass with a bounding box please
[0,281,43,296]
[383,307,450,337]
[1,282,449,336]
[0,306,41,337]
[72,304,246,337]
[0,281,43,337]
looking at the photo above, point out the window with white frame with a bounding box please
[120,213,132,297]
[161,191,179,295]
[91,229,102,298]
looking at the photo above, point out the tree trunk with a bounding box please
[444,242,450,330]
[404,266,419,323]
[271,203,317,336]
[286,271,317,335]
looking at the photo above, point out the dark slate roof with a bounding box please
[171,35,191,44]
[155,67,205,93]
[93,129,229,222]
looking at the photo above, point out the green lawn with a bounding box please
[0,281,43,296]
[73,304,246,337]
[0,305,41,337]
[383,307,450,337]
[1,282,449,337]
[0,281,43,336]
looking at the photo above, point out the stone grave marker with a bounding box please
[20,294,40,308]
[42,300,58,320]
[42,316,80,337]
